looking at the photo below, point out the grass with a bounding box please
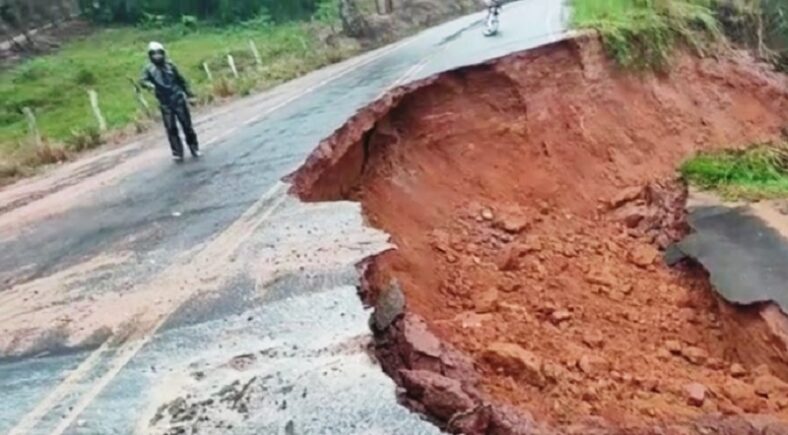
[0,17,357,177]
[572,0,721,70]
[680,143,788,200]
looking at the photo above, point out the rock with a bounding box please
[495,213,530,234]
[723,379,762,413]
[482,343,545,387]
[497,246,522,271]
[473,288,499,314]
[582,331,605,349]
[430,229,451,253]
[399,370,475,421]
[496,242,540,271]
[582,386,600,402]
[542,362,565,383]
[521,235,543,252]
[372,280,406,332]
[685,382,707,407]
[577,355,609,377]
[656,348,672,360]
[228,353,257,371]
[681,346,709,366]
[665,339,683,355]
[403,316,443,358]
[585,270,616,288]
[730,363,747,378]
[753,364,771,377]
[754,374,788,398]
[707,357,726,370]
[550,310,572,325]
[481,208,494,221]
[616,203,649,228]
[610,187,643,208]
[642,378,661,393]
[629,245,659,268]
[455,311,491,329]
[621,284,634,295]
[498,281,523,293]
[678,307,698,324]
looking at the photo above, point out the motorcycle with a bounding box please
[483,0,501,37]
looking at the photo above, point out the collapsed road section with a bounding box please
[290,35,788,433]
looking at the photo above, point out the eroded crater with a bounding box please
[291,36,788,433]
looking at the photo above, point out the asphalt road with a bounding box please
[0,2,569,434]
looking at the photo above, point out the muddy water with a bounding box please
[292,36,788,433]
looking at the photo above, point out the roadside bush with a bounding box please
[65,126,103,152]
[681,143,788,199]
[715,0,788,70]
[573,0,721,70]
[29,144,70,165]
[212,78,235,98]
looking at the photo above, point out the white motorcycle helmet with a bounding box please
[148,41,166,65]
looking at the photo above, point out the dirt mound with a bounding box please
[291,36,788,433]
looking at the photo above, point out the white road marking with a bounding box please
[7,342,112,435]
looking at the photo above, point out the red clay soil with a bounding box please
[291,35,788,434]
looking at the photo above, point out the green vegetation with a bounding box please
[717,0,788,70]
[76,0,328,24]
[571,0,720,70]
[681,144,788,200]
[0,2,355,176]
[571,0,787,70]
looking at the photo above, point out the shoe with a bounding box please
[191,150,202,158]
[173,155,185,163]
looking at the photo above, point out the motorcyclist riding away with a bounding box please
[483,0,502,36]
[141,42,200,161]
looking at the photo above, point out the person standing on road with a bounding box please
[141,42,201,162]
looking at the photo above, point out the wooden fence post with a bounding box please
[203,62,214,82]
[22,107,41,147]
[249,40,262,67]
[87,89,107,132]
[128,77,152,118]
[227,54,239,79]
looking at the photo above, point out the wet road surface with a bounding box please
[0,2,569,434]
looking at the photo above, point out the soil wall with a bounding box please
[290,35,788,434]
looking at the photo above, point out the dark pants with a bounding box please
[160,99,198,157]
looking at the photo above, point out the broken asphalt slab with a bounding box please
[675,192,788,310]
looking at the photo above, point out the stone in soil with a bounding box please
[550,309,572,324]
[681,346,709,366]
[472,288,499,314]
[629,245,659,268]
[582,331,605,349]
[730,363,747,378]
[482,342,545,387]
[684,382,707,407]
[577,354,609,377]
[372,280,406,332]
[400,369,476,420]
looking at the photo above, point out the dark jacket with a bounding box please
[141,61,193,107]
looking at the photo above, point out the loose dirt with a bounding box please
[291,36,788,433]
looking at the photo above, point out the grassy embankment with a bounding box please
[0,8,354,179]
[572,0,787,199]
[681,144,788,200]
